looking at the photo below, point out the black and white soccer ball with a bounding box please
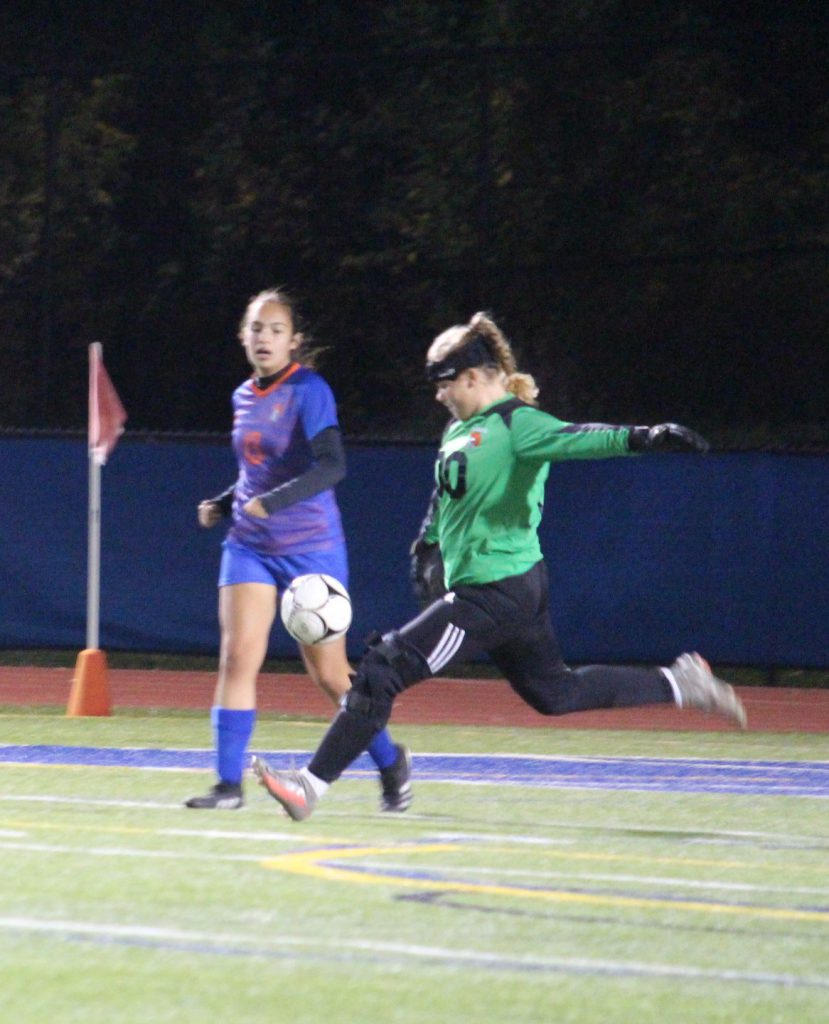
[280,573,352,646]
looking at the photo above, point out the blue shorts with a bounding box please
[218,539,349,593]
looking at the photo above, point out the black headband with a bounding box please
[425,334,497,382]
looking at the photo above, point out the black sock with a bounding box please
[308,708,381,784]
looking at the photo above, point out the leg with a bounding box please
[494,638,743,725]
[489,566,742,724]
[186,582,275,809]
[301,637,411,810]
[276,545,408,790]
[487,564,673,714]
[252,592,493,819]
[214,582,276,709]
[308,593,493,782]
[491,632,673,715]
[299,635,351,704]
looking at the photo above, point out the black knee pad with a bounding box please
[367,631,429,690]
[345,659,394,723]
[345,631,429,721]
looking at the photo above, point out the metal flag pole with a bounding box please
[86,436,102,651]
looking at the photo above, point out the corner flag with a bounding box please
[89,342,127,465]
[69,343,127,716]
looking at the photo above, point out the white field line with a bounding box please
[432,821,829,848]
[431,831,576,846]
[0,914,827,989]
[1,792,827,851]
[0,794,192,810]
[0,840,273,862]
[432,777,828,797]
[3,792,826,852]
[349,859,829,898]
[163,827,300,840]
[1,834,827,900]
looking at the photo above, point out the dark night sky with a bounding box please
[0,1,826,443]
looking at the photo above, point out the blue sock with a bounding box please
[212,706,256,785]
[367,727,398,770]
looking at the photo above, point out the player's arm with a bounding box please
[512,408,709,462]
[197,484,235,527]
[245,426,346,518]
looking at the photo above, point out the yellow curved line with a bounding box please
[261,843,829,923]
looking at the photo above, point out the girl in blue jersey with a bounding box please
[185,288,411,811]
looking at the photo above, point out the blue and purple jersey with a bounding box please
[226,363,345,556]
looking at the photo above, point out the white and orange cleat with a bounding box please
[251,757,317,821]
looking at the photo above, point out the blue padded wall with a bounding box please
[0,439,826,667]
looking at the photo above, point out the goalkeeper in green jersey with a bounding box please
[252,312,747,821]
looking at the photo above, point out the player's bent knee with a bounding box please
[514,669,580,716]
[522,692,574,716]
[345,661,395,726]
[367,631,430,690]
[344,633,429,724]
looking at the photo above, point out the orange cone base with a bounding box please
[67,649,112,717]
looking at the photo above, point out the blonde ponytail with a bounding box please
[504,371,539,405]
[467,312,539,406]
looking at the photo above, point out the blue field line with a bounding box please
[1,745,828,797]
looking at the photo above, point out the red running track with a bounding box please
[0,666,827,732]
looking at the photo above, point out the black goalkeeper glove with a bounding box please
[410,539,446,607]
[628,423,710,454]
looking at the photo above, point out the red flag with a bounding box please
[88,342,127,465]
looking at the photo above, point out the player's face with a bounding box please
[435,372,477,420]
[241,300,298,375]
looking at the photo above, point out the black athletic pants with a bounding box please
[309,560,673,783]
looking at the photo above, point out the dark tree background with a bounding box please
[0,0,826,444]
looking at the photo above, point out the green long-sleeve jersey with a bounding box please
[422,396,634,588]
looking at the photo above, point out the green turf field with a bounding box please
[1,710,827,1023]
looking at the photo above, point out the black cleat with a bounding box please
[184,782,244,809]
[379,744,413,813]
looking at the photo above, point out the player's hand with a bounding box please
[410,539,446,607]
[628,423,710,454]
[243,497,269,519]
[197,500,223,528]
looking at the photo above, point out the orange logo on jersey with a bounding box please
[242,431,266,465]
[468,430,484,447]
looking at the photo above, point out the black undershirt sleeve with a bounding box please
[208,485,235,518]
[258,426,346,515]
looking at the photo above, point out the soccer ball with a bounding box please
[280,573,352,646]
